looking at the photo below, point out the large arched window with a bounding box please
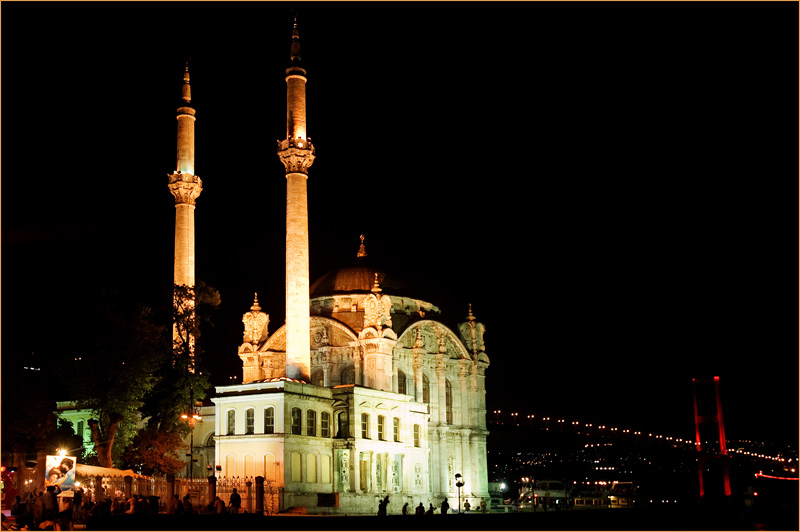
[226,410,236,435]
[422,374,430,404]
[377,415,385,440]
[361,413,370,439]
[321,412,331,438]
[445,379,453,425]
[264,407,275,434]
[245,408,255,435]
[306,410,317,437]
[341,366,355,385]
[291,407,302,435]
[397,370,406,395]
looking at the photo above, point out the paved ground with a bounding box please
[85,504,798,531]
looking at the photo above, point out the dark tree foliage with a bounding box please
[141,283,218,435]
[65,297,169,468]
[121,427,187,476]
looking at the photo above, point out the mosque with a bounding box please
[63,19,491,515]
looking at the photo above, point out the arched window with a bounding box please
[413,424,421,447]
[264,407,275,434]
[445,379,453,425]
[361,413,370,439]
[377,415,385,440]
[226,410,236,435]
[321,411,331,438]
[306,410,317,437]
[397,370,406,395]
[393,417,400,442]
[291,407,302,435]
[422,374,430,404]
[245,408,255,434]
[341,366,355,385]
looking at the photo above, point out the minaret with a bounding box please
[168,62,202,368]
[277,17,315,382]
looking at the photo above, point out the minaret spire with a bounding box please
[168,62,202,371]
[277,16,315,382]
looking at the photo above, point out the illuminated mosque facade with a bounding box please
[176,21,491,514]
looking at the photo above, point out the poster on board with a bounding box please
[45,455,76,492]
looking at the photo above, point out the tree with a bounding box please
[121,428,187,476]
[71,300,169,468]
[141,283,217,435]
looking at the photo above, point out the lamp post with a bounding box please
[455,473,464,514]
[181,406,202,478]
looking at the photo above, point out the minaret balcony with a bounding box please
[277,138,316,174]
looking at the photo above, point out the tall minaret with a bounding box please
[168,62,202,368]
[277,17,315,382]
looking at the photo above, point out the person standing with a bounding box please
[402,502,408,515]
[229,488,241,514]
[480,497,487,513]
[464,499,471,513]
[441,498,449,515]
[415,502,425,515]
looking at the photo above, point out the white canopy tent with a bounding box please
[75,464,150,479]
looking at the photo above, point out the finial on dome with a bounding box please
[467,303,476,321]
[371,272,382,293]
[251,293,261,311]
[357,234,367,258]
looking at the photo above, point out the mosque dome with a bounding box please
[309,236,409,299]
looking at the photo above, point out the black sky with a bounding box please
[2,1,797,447]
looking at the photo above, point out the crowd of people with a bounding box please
[389,496,489,516]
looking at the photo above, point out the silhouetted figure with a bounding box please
[441,498,450,515]
[415,502,425,515]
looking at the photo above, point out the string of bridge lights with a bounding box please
[490,410,795,463]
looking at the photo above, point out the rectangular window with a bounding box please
[377,415,385,440]
[413,424,420,447]
[291,407,302,435]
[245,408,255,434]
[361,413,370,439]
[393,417,400,442]
[307,409,317,437]
[227,410,235,435]
[264,407,275,434]
[321,412,330,438]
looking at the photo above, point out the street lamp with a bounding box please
[527,415,535,428]
[511,412,518,426]
[181,407,202,478]
[455,473,464,514]
[544,417,550,430]
[493,410,501,424]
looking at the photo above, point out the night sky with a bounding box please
[2,2,797,447]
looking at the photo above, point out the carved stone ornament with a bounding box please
[168,172,203,205]
[242,294,269,345]
[312,326,329,347]
[364,293,393,330]
[277,139,315,174]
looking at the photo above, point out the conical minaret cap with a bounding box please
[181,61,192,103]
[290,15,301,62]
